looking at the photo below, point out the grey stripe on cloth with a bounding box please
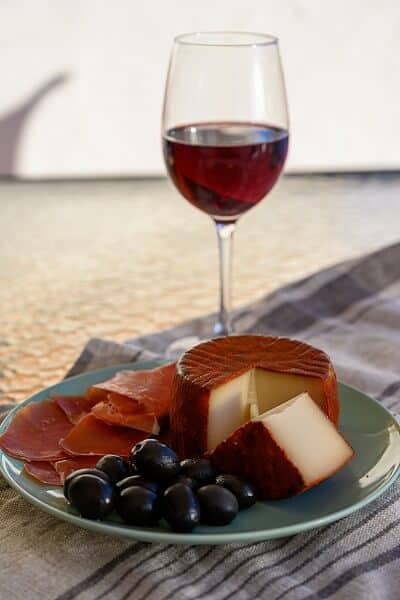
[192,487,400,600]
[1,241,400,600]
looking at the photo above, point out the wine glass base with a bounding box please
[213,321,233,337]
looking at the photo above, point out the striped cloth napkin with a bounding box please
[1,242,399,600]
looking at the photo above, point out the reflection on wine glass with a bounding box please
[162,32,289,336]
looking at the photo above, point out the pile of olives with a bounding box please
[64,439,257,532]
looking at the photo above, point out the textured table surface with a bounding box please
[1,173,399,405]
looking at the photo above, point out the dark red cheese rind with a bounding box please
[209,420,306,499]
[320,368,339,425]
[0,400,73,461]
[24,461,62,486]
[170,376,210,458]
[170,336,339,457]
[178,337,333,386]
[60,414,148,457]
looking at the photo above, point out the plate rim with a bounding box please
[0,361,399,545]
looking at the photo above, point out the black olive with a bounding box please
[63,468,110,502]
[130,463,139,475]
[116,475,161,496]
[96,455,130,484]
[162,483,200,532]
[170,474,199,490]
[215,474,257,510]
[197,484,239,526]
[180,458,216,486]
[130,439,180,482]
[116,486,160,526]
[68,474,115,520]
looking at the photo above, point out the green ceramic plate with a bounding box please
[0,360,399,545]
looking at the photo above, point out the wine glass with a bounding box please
[162,32,289,336]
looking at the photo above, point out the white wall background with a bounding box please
[1,0,399,178]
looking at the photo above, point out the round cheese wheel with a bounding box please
[170,335,339,457]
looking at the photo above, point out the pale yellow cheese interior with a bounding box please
[207,368,327,450]
[254,369,327,414]
[207,371,251,450]
[258,393,352,484]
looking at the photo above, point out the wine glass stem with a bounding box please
[214,221,236,336]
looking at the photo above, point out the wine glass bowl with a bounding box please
[163,122,289,221]
[162,32,289,335]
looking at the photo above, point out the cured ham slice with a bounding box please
[24,461,62,486]
[60,414,147,457]
[54,456,99,482]
[52,394,99,425]
[91,393,160,434]
[90,363,175,428]
[25,456,100,486]
[0,400,72,461]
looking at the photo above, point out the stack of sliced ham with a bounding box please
[0,363,175,486]
[89,365,174,433]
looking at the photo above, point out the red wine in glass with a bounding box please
[163,122,289,220]
[162,32,289,336]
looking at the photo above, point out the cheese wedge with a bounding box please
[210,392,354,499]
[170,336,338,457]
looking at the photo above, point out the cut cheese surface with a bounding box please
[258,393,353,486]
[207,371,251,450]
[206,368,329,449]
[254,368,329,415]
[211,392,354,499]
[170,335,338,457]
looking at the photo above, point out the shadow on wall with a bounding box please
[0,73,68,176]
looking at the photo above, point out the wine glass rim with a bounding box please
[174,31,278,47]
